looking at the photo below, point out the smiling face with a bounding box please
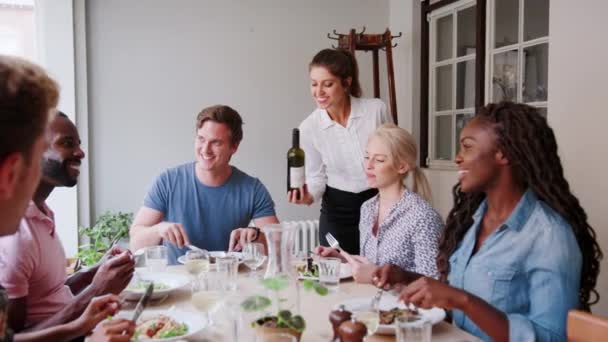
[455,118,507,193]
[309,66,350,113]
[41,115,85,188]
[364,135,408,189]
[194,120,238,173]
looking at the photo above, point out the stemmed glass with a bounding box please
[184,249,210,292]
[353,306,380,339]
[242,242,266,278]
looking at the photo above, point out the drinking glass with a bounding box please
[145,245,167,272]
[395,315,432,342]
[318,257,340,291]
[184,249,210,292]
[354,308,380,338]
[216,256,239,291]
[191,289,223,326]
[242,242,266,277]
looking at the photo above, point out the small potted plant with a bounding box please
[240,276,328,341]
[76,211,133,267]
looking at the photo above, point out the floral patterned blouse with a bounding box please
[359,189,444,279]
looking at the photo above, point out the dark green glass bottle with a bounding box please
[287,128,305,195]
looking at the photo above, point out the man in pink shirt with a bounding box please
[0,112,135,333]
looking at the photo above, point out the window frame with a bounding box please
[485,0,550,111]
[420,0,487,168]
[428,0,478,168]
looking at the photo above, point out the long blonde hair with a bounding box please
[371,123,433,202]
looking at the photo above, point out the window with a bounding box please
[488,0,549,112]
[421,0,550,167]
[428,0,477,166]
[0,0,36,60]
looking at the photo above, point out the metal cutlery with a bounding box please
[132,281,154,322]
[186,244,205,253]
[325,232,340,250]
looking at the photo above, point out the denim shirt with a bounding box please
[448,190,582,342]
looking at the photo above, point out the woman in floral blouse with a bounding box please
[316,123,444,282]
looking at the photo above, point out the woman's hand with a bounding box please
[314,246,342,259]
[400,276,469,310]
[371,264,409,289]
[287,184,314,205]
[346,255,377,284]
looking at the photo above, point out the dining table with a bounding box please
[121,264,482,342]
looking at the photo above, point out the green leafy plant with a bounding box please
[240,275,328,333]
[76,211,133,266]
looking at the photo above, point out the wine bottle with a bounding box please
[287,128,305,195]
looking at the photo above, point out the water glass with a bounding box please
[318,257,340,290]
[242,242,266,277]
[216,256,239,291]
[395,315,432,342]
[145,245,167,272]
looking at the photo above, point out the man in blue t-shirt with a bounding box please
[130,105,279,264]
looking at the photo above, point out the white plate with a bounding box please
[116,308,206,341]
[337,295,446,335]
[177,251,243,265]
[122,270,190,301]
[297,262,353,280]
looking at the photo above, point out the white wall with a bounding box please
[85,0,390,224]
[420,0,608,315]
[548,0,608,316]
[36,0,80,257]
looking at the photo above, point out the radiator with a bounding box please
[283,219,320,256]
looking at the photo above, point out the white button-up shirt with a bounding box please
[299,96,391,203]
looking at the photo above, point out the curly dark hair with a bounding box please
[437,102,603,311]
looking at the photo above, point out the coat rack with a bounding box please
[328,27,402,124]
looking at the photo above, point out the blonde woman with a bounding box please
[316,123,443,283]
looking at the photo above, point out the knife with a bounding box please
[132,281,154,322]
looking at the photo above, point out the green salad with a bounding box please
[296,263,319,278]
[127,280,169,291]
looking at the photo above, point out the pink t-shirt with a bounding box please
[0,201,73,327]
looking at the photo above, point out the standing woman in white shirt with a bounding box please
[288,48,391,254]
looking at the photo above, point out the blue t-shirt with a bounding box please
[143,163,276,264]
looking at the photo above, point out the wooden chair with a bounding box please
[567,310,608,342]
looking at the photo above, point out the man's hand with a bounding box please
[72,294,123,337]
[89,319,135,342]
[157,222,190,249]
[371,264,409,289]
[229,227,259,252]
[90,251,135,295]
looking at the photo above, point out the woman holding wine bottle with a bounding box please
[287,48,391,254]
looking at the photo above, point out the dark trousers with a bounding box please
[319,186,378,255]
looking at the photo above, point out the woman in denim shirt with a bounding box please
[373,102,602,342]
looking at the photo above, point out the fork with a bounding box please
[325,233,355,263]
[370,288,383,311]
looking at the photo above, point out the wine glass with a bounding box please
[353,305,380,339]
[242,242,266,277]
[184,249,209,292]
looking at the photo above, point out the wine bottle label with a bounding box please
[290,166,305,188]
